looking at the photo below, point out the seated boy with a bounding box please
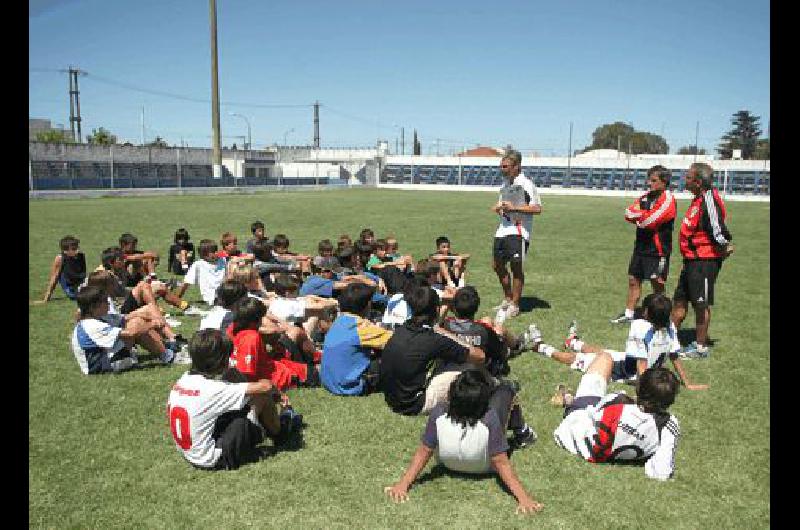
[358,228,375,246]
[200,280,249,332]
[384,369,543,515]
[218,232,251,260]
[553,352,682,480]
[72,285,185,375]
[176,239,229,308]
[320,283,393,396]
[40,235,86,302]
[251,239,300,291]
[380,285,485,416]
[301,257,377,299]
[245,221,268,255]
[431,236,470,288]
[366,239,414,276]
[536,293,707,390]
[272,234,311,275]
[166,329,299,470]
[312,239,335,271]
[119,233,159,281]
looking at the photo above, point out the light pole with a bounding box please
[229,112,251,151]
[283,128,295,146]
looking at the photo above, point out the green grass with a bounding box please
[29,189,770,528]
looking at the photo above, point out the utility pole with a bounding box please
[209,0,222,178]
[66,67,86,143]
[694,121,700,162]
[141,106,146,145]
[567,121,573,182]
[401,127,405,155]
[313,101,320,148]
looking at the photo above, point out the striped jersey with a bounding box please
[679,188,732,260]
[554,393,680,480]
[71,315,137,374]
[625,190,676,257]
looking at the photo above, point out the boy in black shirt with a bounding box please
[39,235,86,303]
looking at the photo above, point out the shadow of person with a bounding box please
[518,296,551,313]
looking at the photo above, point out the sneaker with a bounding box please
[505,303,520,319]
[565,319,579,350]
[183,306,210,317]
[160,348,176,364]
[678,341,710,359]
[514,323,541,354]
[173,345,192,365]
[610,312,633,325]
[494,306,508,326]
[549,384,574,407]
[511,425,538,449]
[165,317,182,328]
[491,299,512,312]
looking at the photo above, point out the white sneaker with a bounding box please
[526,323,542,344]
[165,317,182,327]
[494,306,508,326]
[505,303,520,319]
[173,345,192,365]
[183,306,210,317]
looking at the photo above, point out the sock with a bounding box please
[624,308,635,318]
[160,348,175,363]
[537,343,555,357]
[572,339,585,352]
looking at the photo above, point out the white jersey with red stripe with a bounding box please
[495,173,540,241]
[166,372,250,468]
[553,393,680,480]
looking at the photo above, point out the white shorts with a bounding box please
[569,349,625,372]
[575,372,608,399]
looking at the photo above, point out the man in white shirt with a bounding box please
[490,149,542,321]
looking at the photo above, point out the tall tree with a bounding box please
[86,127,118,145]
[582,122,668,154]
[753,138,770,160]
[717,110,762,159]
[413,130,421,155]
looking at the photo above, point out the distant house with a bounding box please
[457,146,503,157]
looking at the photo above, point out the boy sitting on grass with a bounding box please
[166,329,300,471]
[431,236,470,288]
[71,285,186,375]
[552,352,682,480]
[39,235,86,303]
[199,280,249,332]
[245,220,268,255]
[119,233,159,281]
[272,234,311,275]
[384,369,543,515]
[176,239,243,310]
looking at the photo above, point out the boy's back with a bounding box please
[71,315,136,374]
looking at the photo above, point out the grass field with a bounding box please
[28,188,770,528]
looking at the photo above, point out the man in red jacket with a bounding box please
[611,165,677,325]
[671,163,735,358]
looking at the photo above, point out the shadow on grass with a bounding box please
[677,328,717,346]
[412,461,526,501]
[519,296,551,313]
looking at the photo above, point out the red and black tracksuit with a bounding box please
[679,188,731,260]
[625,190,676,257]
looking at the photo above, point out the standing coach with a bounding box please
[490,149,542,321]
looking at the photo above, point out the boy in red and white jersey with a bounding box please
[553,351,681,480]
[166,329,299,470]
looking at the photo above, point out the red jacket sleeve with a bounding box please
[624,194,647,224]
[637,191,676,230]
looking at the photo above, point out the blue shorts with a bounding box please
[59,275,79,300]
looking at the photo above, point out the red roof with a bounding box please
[457,146,502,157]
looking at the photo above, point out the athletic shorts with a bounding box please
[628,254,669,282]
[194,408,264,471]
[493,235,530,263]
[59,276,79,300]
[119,291,142,314]
[563,372,607,418]
[673,259,722,308]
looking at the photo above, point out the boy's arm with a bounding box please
[644,416,680,480]
[433,325,485,365]
[491,452,544,514]
[41,255,63,302]
[383,444,434,503]
[669,357,708,390]
[244,378,274,395]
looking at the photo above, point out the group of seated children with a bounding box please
[43,222,701,514]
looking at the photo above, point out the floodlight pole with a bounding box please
[209,0,222,178]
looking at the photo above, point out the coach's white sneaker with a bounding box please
[505,303,520,319]
[183,306,210,317]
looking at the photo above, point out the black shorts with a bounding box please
[628,254,669,282]
[673,259,722,308]
[493,235,530,263]
[199,408,264,471]
[119,291,142,314]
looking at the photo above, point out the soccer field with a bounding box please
[28,189,770,528]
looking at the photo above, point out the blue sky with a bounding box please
[29,0,770,155]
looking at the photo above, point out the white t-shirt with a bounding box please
[184,258,227,306]
[166,372,251,468]
[625,320,681,368]
[268,297,307,322]
[71,316,136,374]
[199,306,231,331]
[495,172,541,241]
[553,392,680,480]
[382,293,411,327]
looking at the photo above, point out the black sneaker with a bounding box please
[609,312,633,325]
[511,425,538,449]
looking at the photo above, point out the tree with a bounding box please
[716,110,762,160]
[147,136,169,148]
[35,129,74,143]
[677,146,707,155]
[412,130,421,155]
[582,121,668,154]
[86,127,117,145]
[753,138,769,160]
